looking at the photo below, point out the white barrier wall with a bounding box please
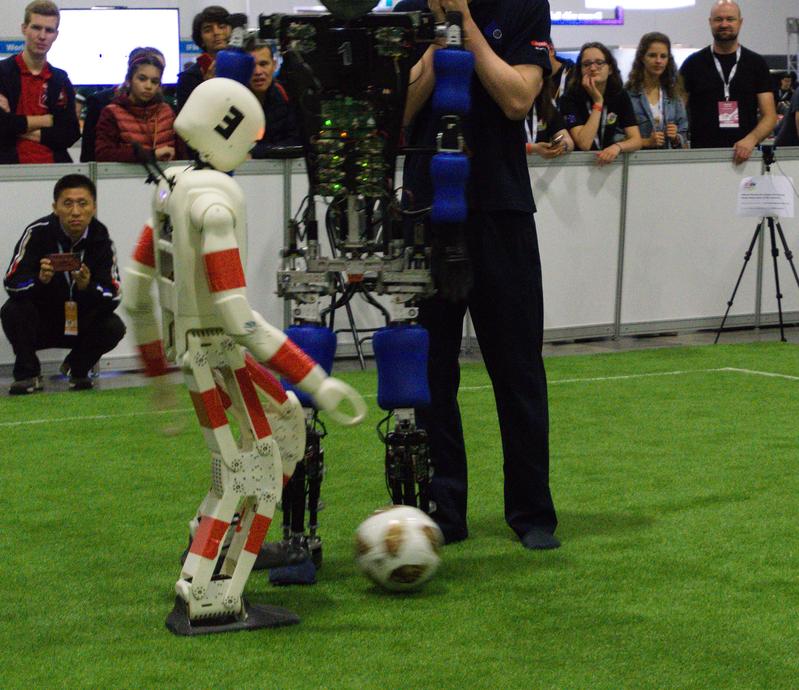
[1,148,798,372]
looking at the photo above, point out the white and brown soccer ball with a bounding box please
[354,505,444,592]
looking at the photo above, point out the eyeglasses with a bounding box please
[581,59,607,69]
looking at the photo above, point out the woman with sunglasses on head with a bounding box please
[625,32,688,149]
[560,42,641,166]
[95,49,177,163]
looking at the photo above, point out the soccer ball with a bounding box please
[354,505,444,592]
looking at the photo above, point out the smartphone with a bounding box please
[47,253,81,272]
[551,133,565,146]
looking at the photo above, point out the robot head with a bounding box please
[174,77,265,172]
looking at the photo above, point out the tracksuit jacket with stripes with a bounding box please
[3,213,122,318]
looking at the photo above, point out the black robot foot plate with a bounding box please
[165,596,300,635]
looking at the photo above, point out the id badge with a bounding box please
[64,300,78,336]
[718,100,739,128]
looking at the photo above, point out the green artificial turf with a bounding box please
[1,341,797,688]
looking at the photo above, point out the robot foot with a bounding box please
[268,559,317,586]
[253,539,311,571]
[165,596,300,636]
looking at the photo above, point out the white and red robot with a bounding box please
[122,77,366,635]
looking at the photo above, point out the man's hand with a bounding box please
[733,135,756,165]
[71,263,91,291]
[429,0,472,24]
[38,257,54,285]
[20,130,42,142]
[0,94,9,113]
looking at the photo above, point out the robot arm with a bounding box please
[122,223,169,378]
[194,197,366,426]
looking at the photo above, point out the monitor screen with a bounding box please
[47,8,180,86]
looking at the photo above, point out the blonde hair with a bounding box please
[24,1,60,27]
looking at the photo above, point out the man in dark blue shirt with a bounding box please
[395,0,559,549]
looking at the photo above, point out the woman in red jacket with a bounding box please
[95,50,177,162]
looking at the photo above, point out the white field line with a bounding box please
[1,366,795,428]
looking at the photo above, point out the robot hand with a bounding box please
[313,377,367,427]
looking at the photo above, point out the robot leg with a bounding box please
[384,410,433,512]
[373,325,434,514]
[166,335,299,634]
[264,413,324,584]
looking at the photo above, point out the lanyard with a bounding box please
[525,104,539,143]
[58,238,85,299]
[712,45,741,101]
[554,66,568,101]
[587,100,607,150]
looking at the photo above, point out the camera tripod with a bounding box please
[715,153,799,343]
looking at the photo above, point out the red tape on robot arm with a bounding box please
[123,223,169,378]
[194,198,366,426]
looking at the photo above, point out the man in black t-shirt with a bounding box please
[395,0,559,551]
[679,0,776,164]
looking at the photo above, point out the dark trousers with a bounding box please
[416,209,557,541]
[1,299,126,380]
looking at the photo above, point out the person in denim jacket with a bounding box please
[625,32,688,149]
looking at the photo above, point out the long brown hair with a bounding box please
[624,32,685,100]
[565,42,624,99]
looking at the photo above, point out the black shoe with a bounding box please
[437,525,467,545]
[521,528,561,550]
[69,376,93,391]
[9,376,43,395]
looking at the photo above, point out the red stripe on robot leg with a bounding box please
[216,383,232,409]
[189,388,228,429]
[189,516,230,559]
[269,339,315,383]
[204,248,246,293]
[132,225,156,268]
[245,353,288,404]
[244,514,272,554]
[234,366,272,439]
[139,340,168,377]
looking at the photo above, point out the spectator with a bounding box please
[679,0,776,165]
[94,49,177,163]
[776,72,794,117]
[525,74,574,159]
[244,37,301,156]
[547,40,574,104]
[775,88,799,147]
[625,32,689,149]
[2,174,125,394]
[176,6,232,112]
[560,42,642,166]
[0,1,80,164]
[80,47,167,162]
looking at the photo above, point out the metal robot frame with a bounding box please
[257,1,473,567]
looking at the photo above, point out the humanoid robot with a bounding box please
[257,1,473,552]
[122,77,366,635]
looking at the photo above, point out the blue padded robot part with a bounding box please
[431,152,470,224]
[373,325,431,411]
[214,49,255,86]
[281,325,337,409]
[432,49,474,116]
